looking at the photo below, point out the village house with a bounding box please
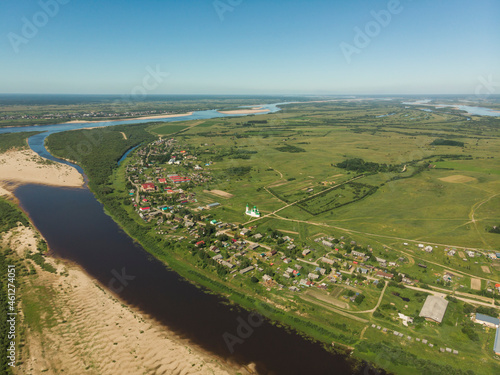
[315,267,326,275]
[375,270,393,279]
[221,261,234,269]
[262,274,272,282]
[322,240,333,247]
[321,257,335,265]
[141,183,155,192]
[357,267,369,274]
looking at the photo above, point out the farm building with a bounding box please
[474,313,500,328]
[494,327,500,355]
[419,296,449,323]
[248,243,260,251]
[239,266,254,275]
[206,202,220,209]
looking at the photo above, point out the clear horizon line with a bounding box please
[0,92,492,97]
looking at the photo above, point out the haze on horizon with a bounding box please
[0,0,499,96]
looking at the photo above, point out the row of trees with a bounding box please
[336,158,401,173]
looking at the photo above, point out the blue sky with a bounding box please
[0,0,499,95]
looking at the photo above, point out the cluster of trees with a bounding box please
[226,166,252,176]
[430,139,465,147]
[46,124,156,197]
[25,251,56,274]
[210,147,258,161]
[227,149,258,160]
[486,225,500,234]
[237,120,268,127]
[190,246,229,277]
[0,199,29,232]
[274,144,306,153]
[298,181,378,215]
[0,131,40,152]
[461,323,480,342]
[336,158,401,173]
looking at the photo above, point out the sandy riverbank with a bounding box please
[65,112,194,124]
[1,226,244,375]
[218,107,271,115]
[0,149,84,192]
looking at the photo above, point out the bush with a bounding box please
[461,324,479,342]
[354,294,365,304]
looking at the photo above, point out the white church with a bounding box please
[245,204,260,218]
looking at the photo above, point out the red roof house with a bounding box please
[141,183,155,192]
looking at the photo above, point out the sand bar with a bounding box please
[64,111,194,124]
[0,149,84,192]
[218,107,271,115]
